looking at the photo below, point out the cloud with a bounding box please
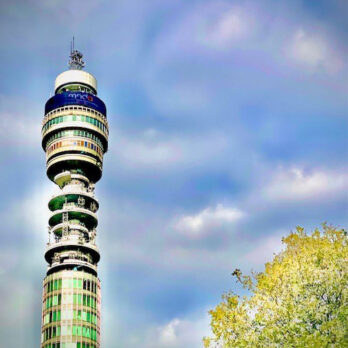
[0,184,52,347]
[0,95,40,149]
[109,310,211,348]
[264,167,348,202]
[200,6,253,49]
[123,312,211,348]
[21,183,57,236]
[157,318,180,346]
[1,181,56,239]
[175,204,244,238]
[151,1,257,60]
[0,1,347,347]
[154,315,210,348]
[40,0,105,25]
[107,128,228,170]
[244,231,285,264]
[286,29,343,73]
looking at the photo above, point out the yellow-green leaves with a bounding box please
[204,225,348,347]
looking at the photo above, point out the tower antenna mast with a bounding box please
[68,36,85,70]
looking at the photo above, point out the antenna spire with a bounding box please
[69,37,85,70]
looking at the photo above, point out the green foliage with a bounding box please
[204,225,348,347]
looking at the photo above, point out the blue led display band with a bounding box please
[45,92,107,116]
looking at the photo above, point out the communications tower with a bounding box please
[40,45,108,348]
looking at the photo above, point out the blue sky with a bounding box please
[0,0,347,347]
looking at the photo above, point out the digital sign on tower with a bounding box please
[45,92,107,116]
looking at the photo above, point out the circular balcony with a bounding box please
[45,241,100,264]
[47,259,98,276]
[49,206,98,230]
[46,153,103,183]
[50,222,89,236]
[53,171,91,189]
[49,192,98,212]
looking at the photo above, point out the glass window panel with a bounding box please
[62,310,73,320]
[62,279,68,289]
[61,326,67,336]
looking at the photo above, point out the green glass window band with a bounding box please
[43,115,108,134]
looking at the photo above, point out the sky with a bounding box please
[0,0,347,347]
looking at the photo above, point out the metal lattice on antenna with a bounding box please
[69,37,85,70]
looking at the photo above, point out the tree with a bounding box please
[204,225,348,348]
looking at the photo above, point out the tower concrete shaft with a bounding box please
[40,50,108,348]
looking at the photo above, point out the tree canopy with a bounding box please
[204,225,348,347]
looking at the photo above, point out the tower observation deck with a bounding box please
[40,47,108,348]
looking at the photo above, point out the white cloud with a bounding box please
[0,95,40,148]
[147,313,211,348]
[158,318,179,346]
[108,129,227,169]
[264,167,348,202]
[175,204,244,237]
[287,29,342,73]
[150,1,257,66]
[244,232,285,265]
[41,0,104,24]
[110,311,211,348]
[203,7,253,48]
[1,182,56,241]
[22,184,57,236]
[0,111,39,148]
